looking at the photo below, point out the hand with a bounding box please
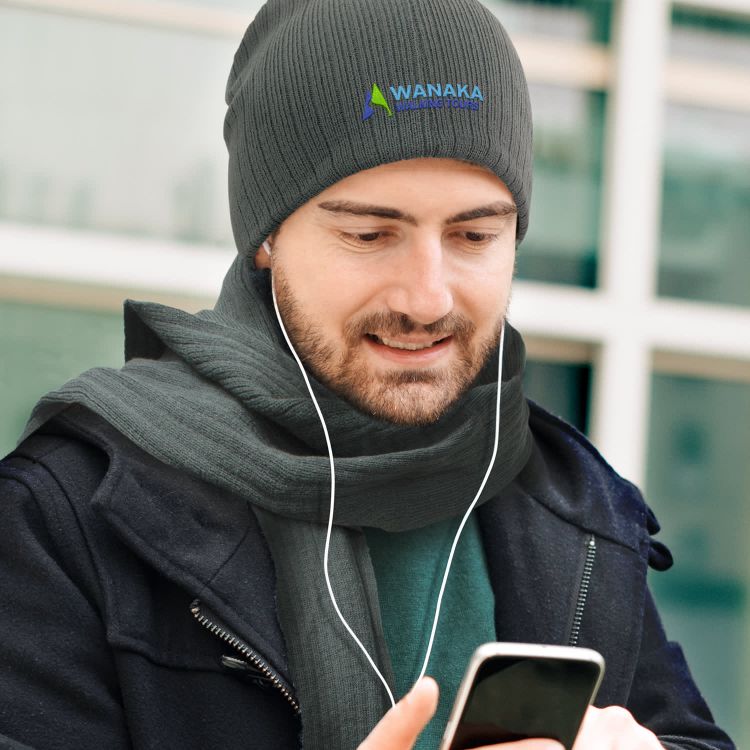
[572,705,662,749]
[357,677,562,750]
[357,677,439,750]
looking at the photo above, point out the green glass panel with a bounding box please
[658,104,750,307]
[517,87,605,287]
[672,7,750,66]
[523,360,591,433]
[661,9,750,308]
[0,302,123,457]
[0,7,236,245]
[646,374,750,747]
[674,7,750,36]
[489,0,612,44]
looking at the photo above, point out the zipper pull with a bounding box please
[221,655,274,684]
[190,598,300,713]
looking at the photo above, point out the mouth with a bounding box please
[366,333,450,351]
[363,333,454,366]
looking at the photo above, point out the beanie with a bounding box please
[224,0,533,257]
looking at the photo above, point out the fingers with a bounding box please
[357,677,439,750]
[572,706,663,749]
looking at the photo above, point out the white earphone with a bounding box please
[262,240,272,256]
[268,273,506,709]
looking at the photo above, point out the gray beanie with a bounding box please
[225,0,533,256]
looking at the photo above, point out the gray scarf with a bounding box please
[22,256,532,748]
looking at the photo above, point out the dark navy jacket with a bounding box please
[0,403,735,749]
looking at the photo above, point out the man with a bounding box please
[0,1,735,749]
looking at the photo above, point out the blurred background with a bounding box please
[1,0,749,743]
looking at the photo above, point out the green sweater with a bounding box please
[365,514,496,749]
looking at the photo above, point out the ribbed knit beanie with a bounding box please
[225,0,533,257]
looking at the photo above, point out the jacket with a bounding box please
[0,402,735,749]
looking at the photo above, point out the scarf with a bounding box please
[21,256,532,748]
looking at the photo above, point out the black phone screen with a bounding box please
[448,655,601,750]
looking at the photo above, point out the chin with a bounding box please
[352,384,464,427]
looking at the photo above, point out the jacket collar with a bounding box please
[519,400,655,557]
[53,406,292,685]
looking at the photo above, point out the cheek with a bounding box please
[473,291,510,334]
[456,263,513,322]
[281,261,368,335]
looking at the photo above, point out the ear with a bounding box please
[254,238,272,269]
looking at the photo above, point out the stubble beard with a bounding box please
[272,271,504,426]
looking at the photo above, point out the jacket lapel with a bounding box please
[55,408,292,686]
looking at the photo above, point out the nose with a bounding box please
[384,237,454,325]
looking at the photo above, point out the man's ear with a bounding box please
[254,238,273,269]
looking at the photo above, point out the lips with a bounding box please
[368,334,448,351]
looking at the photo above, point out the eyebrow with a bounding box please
[316,199,517,225]
[449,203,517,224]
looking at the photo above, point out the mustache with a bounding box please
[344,311,476,343]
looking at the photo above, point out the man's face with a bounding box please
[255,158,517,425]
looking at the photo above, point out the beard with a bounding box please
[271,270,503,426]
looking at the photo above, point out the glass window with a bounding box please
[646,373,750,747]
[517,86,605,288]
[0,7,237,246]
[671,8,750,67]
[658,104,750,308]
[488,0,612,44]
[523,359,591,433]
[0,301,123,457]
[659,9,750,308]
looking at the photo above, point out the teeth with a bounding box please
[378,335,439,351]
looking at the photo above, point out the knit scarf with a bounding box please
[21,256,532,748]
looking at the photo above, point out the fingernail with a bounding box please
[408,676,437,700]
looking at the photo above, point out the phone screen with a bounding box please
[448,655,601,750]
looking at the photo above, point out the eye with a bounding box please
[340,231,390,247]
[457,231,498,244]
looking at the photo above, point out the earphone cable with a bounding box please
[271,277,504,709]
[271,282,397,708]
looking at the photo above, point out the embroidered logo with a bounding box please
[361,81,484,122]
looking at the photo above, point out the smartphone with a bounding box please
[439,642,605,750]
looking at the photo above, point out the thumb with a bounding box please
[358,677,440,750]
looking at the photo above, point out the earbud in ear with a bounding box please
[262,240,272,256]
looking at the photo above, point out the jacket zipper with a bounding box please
[568,534,596,647]
[190,599,300,713]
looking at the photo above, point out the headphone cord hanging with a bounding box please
[271,279,505,709]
